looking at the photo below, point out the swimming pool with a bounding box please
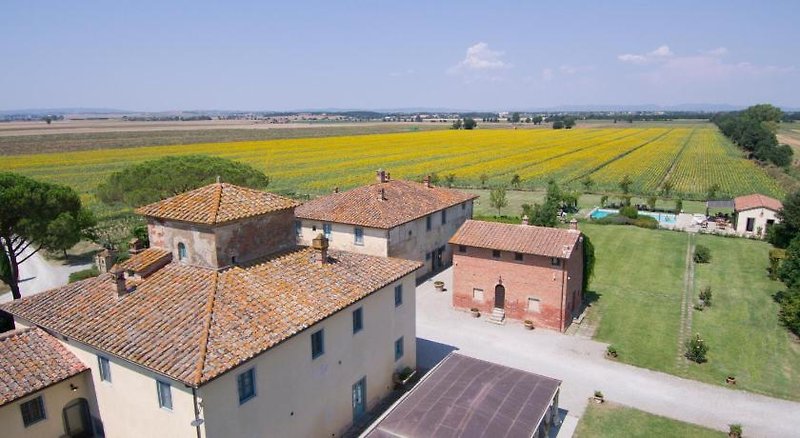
[590,208,677,225]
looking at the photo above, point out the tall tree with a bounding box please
[619,175,632,194]
[479,173,489,189]
[463,118,477,130]
[489,186,508,216]
[511,112,521,123]
[510,174,522,188]
[0,173,96,300]
[97,155,270,207]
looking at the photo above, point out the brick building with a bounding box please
[296,170,477,278]
[449,220,584,331]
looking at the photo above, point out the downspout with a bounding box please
[192,387,202,438]
[560,263,567,331]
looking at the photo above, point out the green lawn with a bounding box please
[581,224,800,400]
[687,235,800,400]
[582,224,688,370]
[574,402,725,438]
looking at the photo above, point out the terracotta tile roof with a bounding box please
[112,248,171,274]
[135,183,300,225]
[296,179,478,229]
[449,220,582,258]
[0,328,87,406]
[733,194,783,212]
[1,248,420,387]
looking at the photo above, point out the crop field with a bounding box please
[0,127,782,209]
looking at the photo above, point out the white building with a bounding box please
[1,183,420,438]
[296,171,477,278]
[733,193,782,237]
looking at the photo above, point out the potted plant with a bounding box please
[434,280,445,292]
[523,320,534,330]
[606,345,618,358]
[726,375,737,385]
[393,366,417,388]
[470,307,480,318]
[728,424,742,438]
[593,390,604,404]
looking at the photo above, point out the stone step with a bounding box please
[488,308,505,325]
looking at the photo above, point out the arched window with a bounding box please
[178,242,187,261]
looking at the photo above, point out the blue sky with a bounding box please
[2,1,799,111]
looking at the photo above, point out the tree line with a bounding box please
[712,104,793,167]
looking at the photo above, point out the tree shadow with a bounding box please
[583,289,602,306]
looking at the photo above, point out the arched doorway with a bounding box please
[494,284,505,309]
[63,397,93,437]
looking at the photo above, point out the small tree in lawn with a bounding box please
[489,186,508,216]
[581,176,594,193]
[619,175,632,195]
[685,333,709,363]
[510,174,521,189]
[675,198,683,214]
[479,173,489,189]
[699,286,712,307]
[661,179,673,198]
[694,245,712,263]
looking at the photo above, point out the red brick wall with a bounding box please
[451,238,584,331]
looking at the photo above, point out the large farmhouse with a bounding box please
[733,193,782,237]
[1,182,421,438]
[449,219,585,331]
[296,170,477,278]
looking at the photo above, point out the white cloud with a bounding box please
[618,44,673,64]
[541,68,554,81]
[703,47,728,56]
[450,42,510,73]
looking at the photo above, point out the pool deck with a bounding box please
[586,208,741,236]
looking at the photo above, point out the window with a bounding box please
[295,220,302,237]
[461,202,466,210]
[426,215,432,231]
[458,245,467,253]
[394,337,404,361]
[311,329,325,359]
[20,396,46,427]
[746,217,755,232]
[98,356,111,382]
[237,368,257,404]
[394,284,403,307]
[550,257,561,266]
[352,307,363,334]
[177,242,187,261]
[514,252,523,261]
[441,209,447,225]
[492,250,501,259]
[323,223,332,240]
[528,297,541,313]
[156,380,173,410]
[354,227,364,246]
[425,252,431,261]
[472,288,484,302]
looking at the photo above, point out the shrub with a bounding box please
[595,214,658,230]
[729,424,742,438]
[685,334,709,363]
[600,195,608,208]
[68,267,100,283]
[675,198,683,213]
[606,345,618,357]
[593,390,603,398]
[778,288,800,336]
[699,286,712,307]
[769,248,786,280]
[619,205,638,219]
[694,245,712,263]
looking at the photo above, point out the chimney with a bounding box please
[376,169,387,183]
[569,218,579,232]
[333,186,339,194]
[521,215,529,226]
[312,233,329,265]
[113,270,127,297]
[378,188,386,201]
[386,172,391,181]
[423,175,431,188]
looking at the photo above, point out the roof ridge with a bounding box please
[193,270,220,386]
[210,183,224,224]
[0,326,34,341]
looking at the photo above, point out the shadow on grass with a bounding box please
[584,289,602,306]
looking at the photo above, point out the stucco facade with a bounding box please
[148,209,296,269]
[200,273,416,438]
[299,200,473,278]
[451,239,584,332]
[0,371,96,438]
[734,207,779,237]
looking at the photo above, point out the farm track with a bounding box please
[676,234,696,371]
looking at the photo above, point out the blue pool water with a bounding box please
[590,208,677,225]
